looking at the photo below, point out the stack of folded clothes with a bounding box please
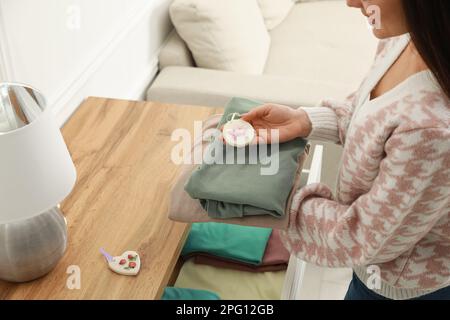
[174,222,290,299]
[184,98,308,219]
[169,97,310,229]
[175,260,286,300]
[182,222,290,272]
[169,98,305,299]
[193,231,290,272]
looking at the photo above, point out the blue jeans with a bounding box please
[344,273,450,300]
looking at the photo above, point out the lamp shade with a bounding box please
[0,83,76,224]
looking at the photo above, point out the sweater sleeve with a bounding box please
[280,127,450,267]
[300,92,358,145]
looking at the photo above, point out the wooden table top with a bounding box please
[0,97,222,299]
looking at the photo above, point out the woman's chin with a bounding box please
[371,27,407,39]
[371,28,391,39]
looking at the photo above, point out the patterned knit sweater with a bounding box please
[280,34,450,300]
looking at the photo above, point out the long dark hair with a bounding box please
[402,0,450,100]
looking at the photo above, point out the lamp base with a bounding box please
[0,206,67,282]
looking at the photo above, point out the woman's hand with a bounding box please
[240,104,312,144]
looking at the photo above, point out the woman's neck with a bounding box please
[405,41,429,73]
[370,40,429,101]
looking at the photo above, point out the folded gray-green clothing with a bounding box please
[162,287,220,300]
[184,97,308,219]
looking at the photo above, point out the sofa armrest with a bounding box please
[158,30,195,69]
[147,66,353,108]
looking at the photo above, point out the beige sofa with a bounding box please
[147,0,378,189]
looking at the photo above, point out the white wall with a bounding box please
[0,0,173,125]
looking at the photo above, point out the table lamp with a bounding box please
[0,82,77,282]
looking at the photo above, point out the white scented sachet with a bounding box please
[222,114,255,148]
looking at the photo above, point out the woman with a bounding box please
[241,0,450,300]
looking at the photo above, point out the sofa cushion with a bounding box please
[170,0,271,75]
[265,1,378,90]
[147,66,354,108]
[158,30,195,69]
[257,0,295,30]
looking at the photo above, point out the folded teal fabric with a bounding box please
[181,222,272,265]
[162,287,220,300]
[184,97,307,219]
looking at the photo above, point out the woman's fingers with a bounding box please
[248,129,271,145]
[241,105,270,122]
[240,112,251,121]
[255,135,267,145]
[256,128,269,143]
